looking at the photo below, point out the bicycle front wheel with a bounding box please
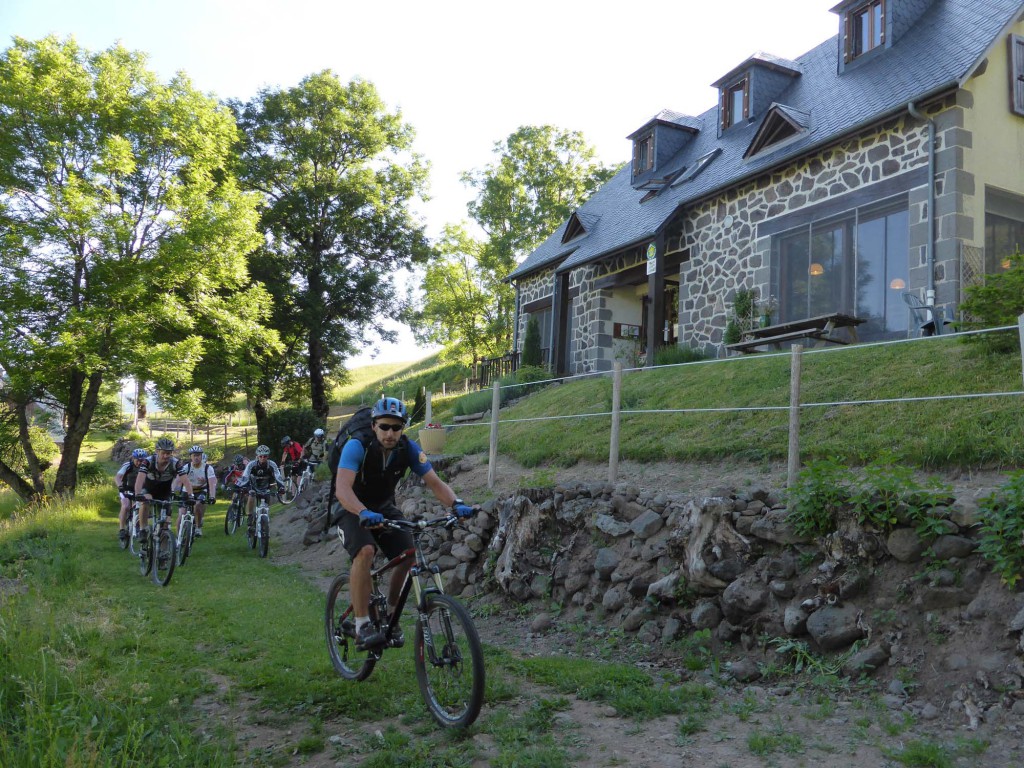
[225,499,240,535]
[414,593,485,728]
[152,527,176,586]
[177,519,192,566]
[258,514,269,558]
[137,533,152,576]
[280,477,297,505]
[324,573,378,681]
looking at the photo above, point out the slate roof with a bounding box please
[509,0,1024,282]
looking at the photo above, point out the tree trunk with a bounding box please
[52,371,104,497]
[0,458,37,503]
[15,402,47,496]
[308,332,329,419]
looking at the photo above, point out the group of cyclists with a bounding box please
[112,396,477,653]
[114,429,331,549]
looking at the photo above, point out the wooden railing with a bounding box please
[473,351,520,389]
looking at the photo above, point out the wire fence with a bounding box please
[424,318,1024,489]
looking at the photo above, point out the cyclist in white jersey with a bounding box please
[177,444,217,536]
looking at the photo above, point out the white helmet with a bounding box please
[313,428,325,438]
[255,445,271,457]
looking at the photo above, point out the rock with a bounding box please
[720,575,770,624]
[930,535,977,560]
[728,658,762,683]
[918,587,973,610]
[564,571,592,596]
[601,584,629,612]
[646,572,678,601]
[594,548,621,580]
[691,599,723,630]
[662,616,683,642]
[887,528,926,562]
[622,606,648,632]
[783,604,809,636]
[769,579,795,598]
[842,643,890,676]
[920,702,942,721]
[630,509,664,539]
[593,514,631,537]
[708,557,745,581]
[530,612,553,633]
[806,604,865,650]
[750,510,810,544]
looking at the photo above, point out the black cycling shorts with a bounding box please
[141,480,173,501]
[337,501,414,560]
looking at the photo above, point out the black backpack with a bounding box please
[325,406,375,523]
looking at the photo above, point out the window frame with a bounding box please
[1010,34,1024,117]
[632,132,654,177]
[720,76,749,131]
[844,0,885,63]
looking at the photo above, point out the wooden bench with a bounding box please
[726,313,865,354]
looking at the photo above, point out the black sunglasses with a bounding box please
[375,423,405,432]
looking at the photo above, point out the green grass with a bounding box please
[436,337,1024,470]
[333,353,471,408]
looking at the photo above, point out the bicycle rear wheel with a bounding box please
[258,514,269,558]
[152,527,176,586]
[280,474,297,505]
[324,573,377,681]
[414,593,485,728]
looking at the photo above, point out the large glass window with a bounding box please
[985,187,1024,272]
[773,200,908,337]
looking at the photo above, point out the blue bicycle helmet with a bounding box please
[371,396,408,424]
[131,448,148,460]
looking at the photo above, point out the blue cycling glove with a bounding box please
[359,509,384,527]
[453,502,475,519]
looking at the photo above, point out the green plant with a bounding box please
[960,246,1024,353]
[724,319,742,345]
[259,406,325,452]
[976,470,1024,586]
[784,458,853,537]
[522,315,543,368]
[653,345,709,366]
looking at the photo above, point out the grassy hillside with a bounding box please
[334,353,472,407]
[434,335,1024,470]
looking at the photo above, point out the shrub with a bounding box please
[960,246,1024,352]
[76,461,109,487]
[654,345,709,366]
[259,407,325,452]
[976,471,1024,587]
[784,458,853,537]
[453,390,493,417]
[522,316,543,368]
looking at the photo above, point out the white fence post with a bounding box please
[609,362,622,483]
[425,390,433,425]
[787,344,803,491]
[487,381,500,489]
[1019,313,1024,387]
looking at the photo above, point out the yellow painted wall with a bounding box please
[962,16,1024,243]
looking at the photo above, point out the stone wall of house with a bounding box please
[517,97,971,364]
[663,96,964,353]
[515,269,555,353]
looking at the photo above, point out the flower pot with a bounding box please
[418,428,447,454]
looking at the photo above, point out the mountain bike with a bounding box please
[148,497,177,586]
[292,459,319,499]
[123,492,142,554]
[224,486,248,535]
[279,462,306,505]
[324,513,485,728]
[246,485,272,558]
[176,493,200,566]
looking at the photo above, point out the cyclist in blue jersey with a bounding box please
[335,396,476,650]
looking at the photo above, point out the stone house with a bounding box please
[507,0,1024,373]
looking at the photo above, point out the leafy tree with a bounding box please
[0,36,265,498]
[407,224,514,361]
[231,72,431,421]
[412,125,615,362]
[462,125,617,267]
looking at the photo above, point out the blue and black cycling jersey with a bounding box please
[337,436,431,509]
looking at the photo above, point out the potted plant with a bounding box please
[759,295,777,327]
[418,422,447,454]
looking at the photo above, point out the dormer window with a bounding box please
[721,77,749,130]
[845,0,885,61]
[632,132,654,177]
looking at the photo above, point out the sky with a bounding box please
[1,0,839,367]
